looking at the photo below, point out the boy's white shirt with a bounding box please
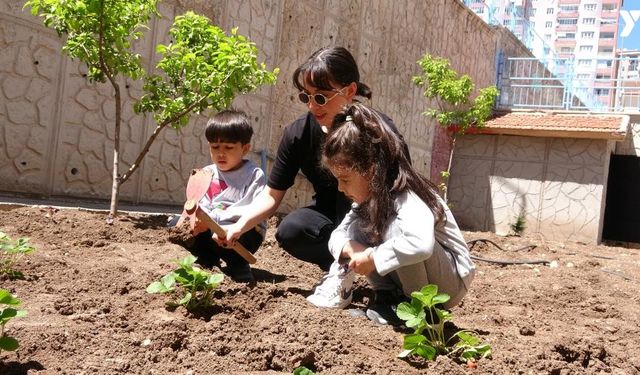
[199,159,267,233]
[328,190,475,290]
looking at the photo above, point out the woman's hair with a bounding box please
[205,109,253,144]
[293,46,372,99]
[322,103,445,244]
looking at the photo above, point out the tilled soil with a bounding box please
[1,203,639,374]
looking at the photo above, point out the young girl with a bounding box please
[322,103,476,325]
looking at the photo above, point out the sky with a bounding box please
[618,0,640,51]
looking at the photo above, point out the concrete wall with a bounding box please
[2,0,523,212]
[448,133,615,244]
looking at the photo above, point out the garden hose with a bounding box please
[466,238,550,265]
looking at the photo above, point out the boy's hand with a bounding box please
[192,218,208,235]
[211,231,235,249]
[348,248,375,276]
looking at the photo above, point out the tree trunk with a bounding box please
[108,84,122,220]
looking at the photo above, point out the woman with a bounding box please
[224,46,408,306]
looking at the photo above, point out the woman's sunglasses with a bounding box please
[298,87,346,106]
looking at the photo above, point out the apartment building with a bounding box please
[466,0,624,109]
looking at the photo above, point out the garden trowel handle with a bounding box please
[187,202,257,265]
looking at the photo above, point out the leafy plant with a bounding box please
[293,367,316,375]
[0,288,27,353]
[0,232,35,278]
[396,284,491,363]
[413,55,499,202]
[510,213,526,236]
[24,0,278,219]
[146,255,224,311]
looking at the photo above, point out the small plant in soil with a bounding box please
[0,288,27,353]
[396,284,491,363]
[293,367,316,375]
[146,255,224,312]
[0,232,35,279]
[510,213,526,236]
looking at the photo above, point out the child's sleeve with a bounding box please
[370,192,437,276]
[327,208,358,260]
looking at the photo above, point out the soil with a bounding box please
[1,203,639,375]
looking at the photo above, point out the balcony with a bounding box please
[598,38,616,47]
[556,24,577,32]
[555,39,577,48]
[557,11,579,18]
[601,0,620,4]
[599,23,618,33]
[558,0,580,4]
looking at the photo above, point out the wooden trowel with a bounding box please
[177,168,257,264]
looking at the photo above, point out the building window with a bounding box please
[579,45,593,52]
[600,32,615,39]
[546,7,554,14]
[559,5,579,12]
[600,19,616,25]
[560,47,573,53]
[558,19,578,25]
[503,19,510,26]
[576,74,590,79]
[545,21,553,28]
[558,32,575,39]
[599,47,613,54]
[582,18,595,25]
[602,4,616,12]
[578,59,592,66]
[581,31,594,39]
[584,4,596,11]
[529,8,536,16]
[595,88,610,96]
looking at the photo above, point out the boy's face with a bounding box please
[328,163,371,204]
[208,141,250,172]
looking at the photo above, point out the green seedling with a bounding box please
[396,284,491,363]
[510,213,526,236]
[293,367,316,375]
[0,288,27,353]
[147,255,224,312]
[0,232,35,278]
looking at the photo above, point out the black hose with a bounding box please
[467,238,550,266]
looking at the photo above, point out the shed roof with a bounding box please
[474,111,630,140]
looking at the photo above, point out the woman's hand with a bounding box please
[349,248,375,276]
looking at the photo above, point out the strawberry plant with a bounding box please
[0,288,27,353]
[146,255,224,312]
[396,284,491,363]
[0,232,35,279]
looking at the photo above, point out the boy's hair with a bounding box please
[322,103,445,245]
[205,109,253,144]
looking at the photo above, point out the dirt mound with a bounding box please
[1,205,639,374]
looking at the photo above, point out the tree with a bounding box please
[24,0,278,220]
[413,55,498,202]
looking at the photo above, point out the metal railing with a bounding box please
[498,56,640,113]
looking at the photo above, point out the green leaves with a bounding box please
[395,284,491,363]
[0,232,35,278]
[146,256,224,312]
[135,11,278,129]
[24,0,158,82]
[413,54,499,134]
[0,288,27,353]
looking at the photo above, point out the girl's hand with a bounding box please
[349,248,376,276]
[341,240,367,259]
[211,231,233,248]
[223,222,244,247]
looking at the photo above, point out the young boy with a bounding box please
[185,109,266,283]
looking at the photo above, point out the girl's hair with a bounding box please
[293,46,372,99]
[322,103,445,244]
[205,109,253,144]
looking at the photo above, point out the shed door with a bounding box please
[603,155,640,243]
